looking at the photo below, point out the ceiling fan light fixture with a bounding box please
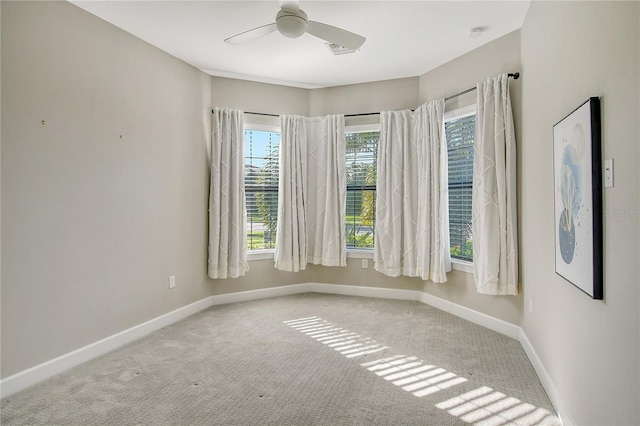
[224,2,365,50]
[276,9,308,38]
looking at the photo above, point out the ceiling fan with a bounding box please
[224,0,366,51]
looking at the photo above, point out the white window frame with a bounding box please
[243,121,281,261]
[345,123,380,259]
[444,105,476,274]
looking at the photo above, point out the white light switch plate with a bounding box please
[604,159,614,188]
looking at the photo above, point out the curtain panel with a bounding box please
[415,101,451,283]
[374,100,450,282]
[473,74,519,295]
[208,107,249,279]
[275,115,346,272]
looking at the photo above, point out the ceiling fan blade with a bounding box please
[279,0,300,12]
[224,23,277,45]
[306,21,365,50]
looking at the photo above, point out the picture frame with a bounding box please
[553,97,603,299]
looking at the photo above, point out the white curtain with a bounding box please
[208,107,249,279]
[415,101,451,283]
[374,100,450,282]
[275,115,346,272]
[473,74,518,295]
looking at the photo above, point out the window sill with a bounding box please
[451,259,473,274]
[247,249,374,262]
[347,249,374,259]
[246,249,472,274]
[247,250,275,261]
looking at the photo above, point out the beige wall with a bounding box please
[0,7,439,376]
[1,1,212,376]
[419,30,522,107]
[310,77,419,116]
[308,70,522,323]
[208,77,311,297]
[0,0,530,381]
[211,76,309,117]
[520,2,639,425]
[211,36,522,324]
[210,259,313,296]
[310,260,423,292]
[212,38,522,325]
[417,30,523,324]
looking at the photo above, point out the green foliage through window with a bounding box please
[245,130,280,250]
[445,114,475,262]
[346,131,378,249]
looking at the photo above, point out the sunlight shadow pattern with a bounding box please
[361,355,467,398]
[435,386,560,426]
[284,316,560,426]
[284,316,467,398]
[283,316,388,358]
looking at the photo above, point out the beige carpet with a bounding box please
[1,293,560,425]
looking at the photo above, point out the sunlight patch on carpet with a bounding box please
[436,386,560,425]
[284,316,466,397]
[283,317,388,358]
[284,316,561,426]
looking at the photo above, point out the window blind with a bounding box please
[445,114,475,262]
[346,131,378,249]
[244,130,280,250]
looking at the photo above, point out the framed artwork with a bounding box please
[553,97,603,299]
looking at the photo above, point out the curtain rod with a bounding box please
[218,72,520,118]
[239,111,377,118]
[444,72,520,102]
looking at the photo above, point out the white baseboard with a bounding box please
[0,281,571,425]
[519,329,574,426]
[308,282,421,301]
[0,295,216,399]
[208,283,312,305]
[306,283,520,338]
[0,283,314,398]
[419,292,521,339]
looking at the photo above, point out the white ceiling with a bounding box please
[71,1,530,89]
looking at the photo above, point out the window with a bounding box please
[445,107,476,262]
[244,128,280,250]
[345,129,379,249]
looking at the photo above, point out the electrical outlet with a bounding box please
[362,259,368,269]
[169,275,176,289]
